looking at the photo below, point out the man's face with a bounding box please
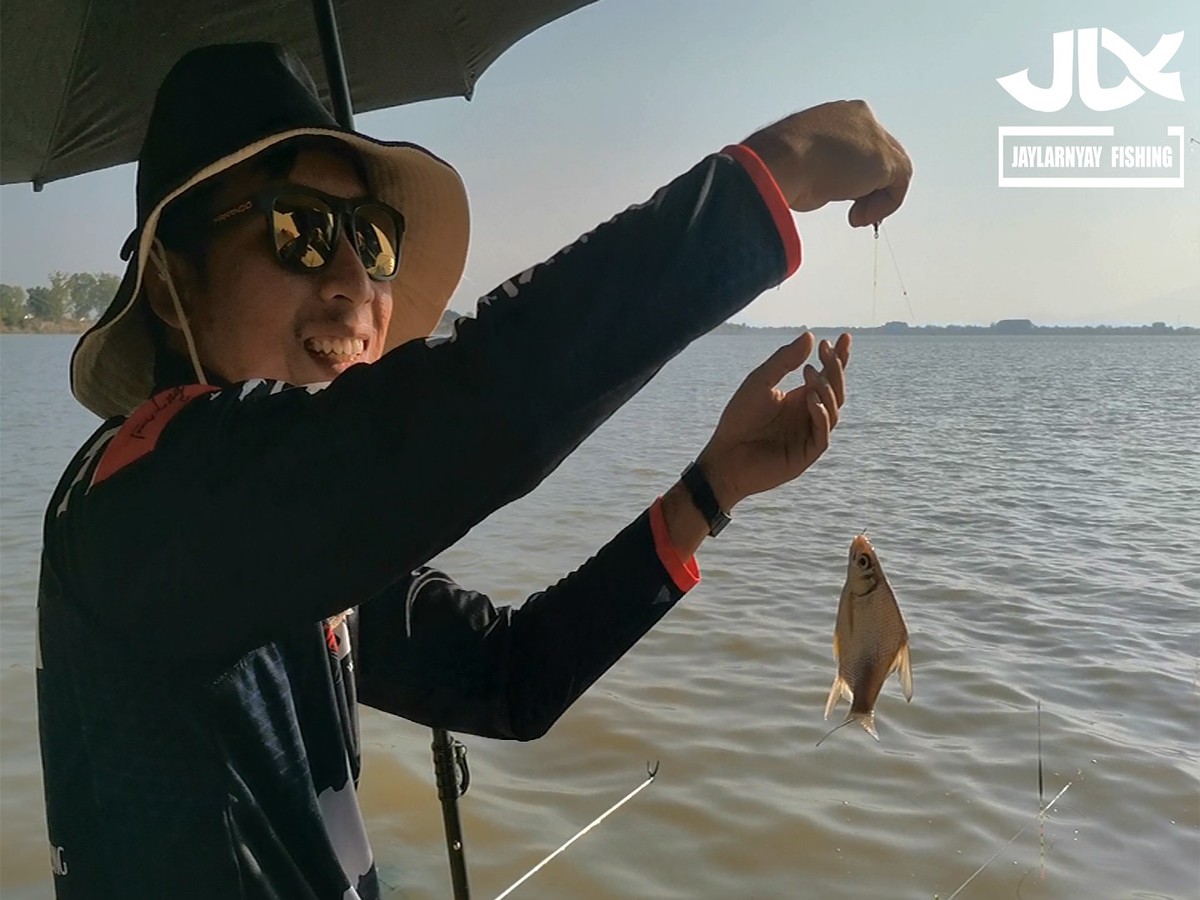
[179,149,394,386]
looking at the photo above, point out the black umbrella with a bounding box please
[0,0,597,188]
[1,2,600,897]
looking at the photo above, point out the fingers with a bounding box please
[835,332,852,367]
[805,386,831,456]
[749,331,815,389]
[849,188,903,228]
[817,338,846,408]
[744,100,913,225]
[849,140,912,228]
[804,361,840,429]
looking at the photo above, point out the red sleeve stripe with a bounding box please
[649,497,701,593]
[90,385,219,487]
[721,143,802,279]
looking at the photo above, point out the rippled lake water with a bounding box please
[2,332,1198,899]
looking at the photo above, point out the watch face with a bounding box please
[709,512,731,537]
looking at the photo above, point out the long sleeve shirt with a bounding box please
[36,145,800,899]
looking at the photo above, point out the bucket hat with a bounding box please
[71,42,469,419]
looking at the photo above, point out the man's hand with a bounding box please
[742,100,912,227]
[698,332,850,511]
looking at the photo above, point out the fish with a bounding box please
[817,533,913,746]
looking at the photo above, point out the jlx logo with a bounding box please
[996,28,1185,188]
[998,28,1184,112]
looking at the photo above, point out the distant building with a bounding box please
[881,320,910,334]
[993,318,1036,335]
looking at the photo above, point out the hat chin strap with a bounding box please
[149,239,208,388]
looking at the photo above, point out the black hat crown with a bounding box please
[135,43,337,231]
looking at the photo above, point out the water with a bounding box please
[2,332,1198,899]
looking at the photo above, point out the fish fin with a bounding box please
[896,642,913,701]
[832,632,839,661]
[859,711,880,741]
[823,675,851,720]
[815,716,855,747]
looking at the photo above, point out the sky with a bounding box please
[1,0,1197,327]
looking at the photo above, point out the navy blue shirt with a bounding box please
[36,149,797,898]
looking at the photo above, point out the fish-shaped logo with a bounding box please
[818,533,913,746]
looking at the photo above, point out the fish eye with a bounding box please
[856,555,871,569]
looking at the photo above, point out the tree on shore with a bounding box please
[45,272,73,320]
[0,272,121,329]
[25,285,54,319]
[65,273,121,319]
[0,284,27,327]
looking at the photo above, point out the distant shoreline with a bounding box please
[2,319,1197,338]
[716,320,1199,337]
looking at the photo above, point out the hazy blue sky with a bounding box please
[1,0,1197,326]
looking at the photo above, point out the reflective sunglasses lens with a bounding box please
[271,193,337,270]
[353,204,402,280]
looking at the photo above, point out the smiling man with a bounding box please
[37,42,908,899]
[147,147,401,385]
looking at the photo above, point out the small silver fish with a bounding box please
[817,533,913,746]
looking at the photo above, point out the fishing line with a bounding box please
[871,223,880,324]
[1015,836,1064,900]
[870,223,915,324]
[492,763,659,900]
[1037,703,1044,802]
[880,224,915,321]
[939,782,1072,900]
[814,716,860,748]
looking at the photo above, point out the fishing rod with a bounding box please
[492,762,660,900]
[429,740,660,900]
[313,15,477,897]
[937,702,1074,900]
[1037,699,1046,879]
[939,782,1072,900]
[431,728,472,899]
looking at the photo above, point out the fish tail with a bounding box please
[859,711,880,741]
[823,675,852,720]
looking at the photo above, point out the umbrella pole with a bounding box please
[431,728,473,899]
[311,0,355,128]
[306,10,474,897]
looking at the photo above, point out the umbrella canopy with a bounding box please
[0,0,597,187]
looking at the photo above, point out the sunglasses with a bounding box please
[210,184,405,281]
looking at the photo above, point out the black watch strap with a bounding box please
[680,462,731,537]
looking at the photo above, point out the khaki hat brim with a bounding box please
[72,128,469,419]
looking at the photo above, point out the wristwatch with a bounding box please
[680,462,731,537]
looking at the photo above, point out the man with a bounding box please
[37,42,909,899]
